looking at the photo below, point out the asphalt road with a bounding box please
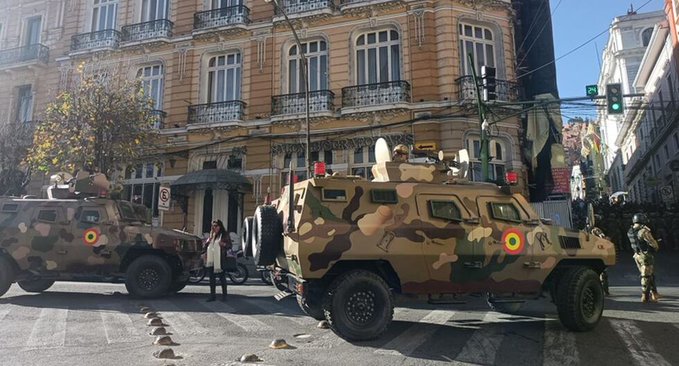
[0,251,678,366]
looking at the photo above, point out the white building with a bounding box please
[596,10,666,193]
[617,20,679,206]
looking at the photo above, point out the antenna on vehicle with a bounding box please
[375,138,391,164]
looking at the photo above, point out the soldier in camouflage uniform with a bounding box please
[627,213,660,303]
[391,144,409,162]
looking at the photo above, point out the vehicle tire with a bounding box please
[228,263,249,285]
[18,279,55,293]
[297,295,325,321]
[125,255,172,298]
[260,269,273,285]
[252,205,283,266]
[169,273,189,293]
[188,268,206,284]
[0,256,16,297]
[322,270,393,341]
[242,216,254,258]
[486,294,523,313]
[556,267,604,332]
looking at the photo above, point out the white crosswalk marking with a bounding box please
[454,312,504,365]
[25,308,68,349]
[201,300,273,332]
[543,319,578,366]
[610,319,672,366]
[153,300,209,335]
[98,305,139,344]
[376,310,454,356]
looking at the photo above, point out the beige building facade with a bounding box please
[0,0,524,238]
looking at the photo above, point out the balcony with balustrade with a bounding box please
[121,19,173,45]
[273,0,334,21]
[271,90,335,122]
[456,75,519,104]
[187,101,246,129]
[341,81,410,115]
[70,29,121,54]
[149,110,167,129]
[0,44,49,70]
[193,6,250,37]
[338,0,402,14]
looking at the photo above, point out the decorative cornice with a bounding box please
[271,133,413,155]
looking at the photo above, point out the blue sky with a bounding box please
[552,0,664,118]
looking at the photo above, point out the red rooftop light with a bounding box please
[505,171,519,185]
[314,162,326,177]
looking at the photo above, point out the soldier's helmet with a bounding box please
[632,213,648,224]
[393,144,408,156]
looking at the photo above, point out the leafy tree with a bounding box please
[0,121,33,196]
[26,76,159,182]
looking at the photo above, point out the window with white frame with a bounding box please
[141,0,169,22]
[123,162,162,217]
[91,0,118,31]
[351,145,376,179]
[207,53,242,103]
[355,30,401,85]
[137,65,164,110]
[288,40,328,93]
[16,85,33,123]
[466,138,506,182]
[24,16,42,46]
[212,0,241,8]
[281,152,307,184]
[459,23,495,75]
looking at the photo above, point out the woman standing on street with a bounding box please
[204,219,230,302]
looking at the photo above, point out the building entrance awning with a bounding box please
[171,169,252,196]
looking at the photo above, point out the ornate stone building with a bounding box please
[0,0,525,237]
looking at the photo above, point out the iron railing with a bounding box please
[342,80,411,108]
[274,0,334,15]
[272,90,334,116]
[193,6,250,30]
[188,100,245,125]
[122,19,173,42]
[149,110,167,129]
[0,44,49,66]
[71,29,121,52]
[456,75,519,103]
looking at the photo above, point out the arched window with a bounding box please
[355,29,401,84]
[207,53,242,102]
[459,23,495,75]
[137,64,164,110]
[288,40,328,93]
[641,28,653,47]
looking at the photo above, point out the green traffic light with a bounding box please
[612,103,621,111]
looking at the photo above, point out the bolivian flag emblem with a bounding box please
[502,228,525,255]
[83,228,100,246]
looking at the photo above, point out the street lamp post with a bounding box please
[265,0,312,177]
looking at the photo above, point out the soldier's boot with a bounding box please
[650,291,660,302]
[641,293,649,303]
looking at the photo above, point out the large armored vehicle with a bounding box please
[0,172,202,298]
[245,140,616,341]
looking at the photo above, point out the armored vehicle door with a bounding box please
[70,205,118,273]
[27,205,70,272]
[415,193,478,292]
[475,195,541,293]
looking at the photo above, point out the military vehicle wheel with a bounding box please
[297,295,325,320]
[18,279,55,293]
[0,256,16,297]
[322,270,393,341]
[486,294,523,313]
[242,216,254,257]
[125,255,172,298]
[556,267,604,332]
[252,205,283,266]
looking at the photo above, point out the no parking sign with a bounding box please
[158,186,171,211]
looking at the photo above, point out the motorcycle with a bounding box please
[189,249,249,285]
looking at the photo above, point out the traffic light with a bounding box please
[481,66,496,101]
[606,83,623,114]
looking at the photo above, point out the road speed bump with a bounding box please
[153,348,180,360]
[269,339,294,349]
[149,327,171,336]
[147,318,168,327]
[153,336,179,346]
[144,312,160,319]
[239,354,263,363]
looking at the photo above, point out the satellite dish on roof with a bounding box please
[375,138,391,164]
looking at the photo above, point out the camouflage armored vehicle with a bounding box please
[245,140,616,341]
[0,172,203,298]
